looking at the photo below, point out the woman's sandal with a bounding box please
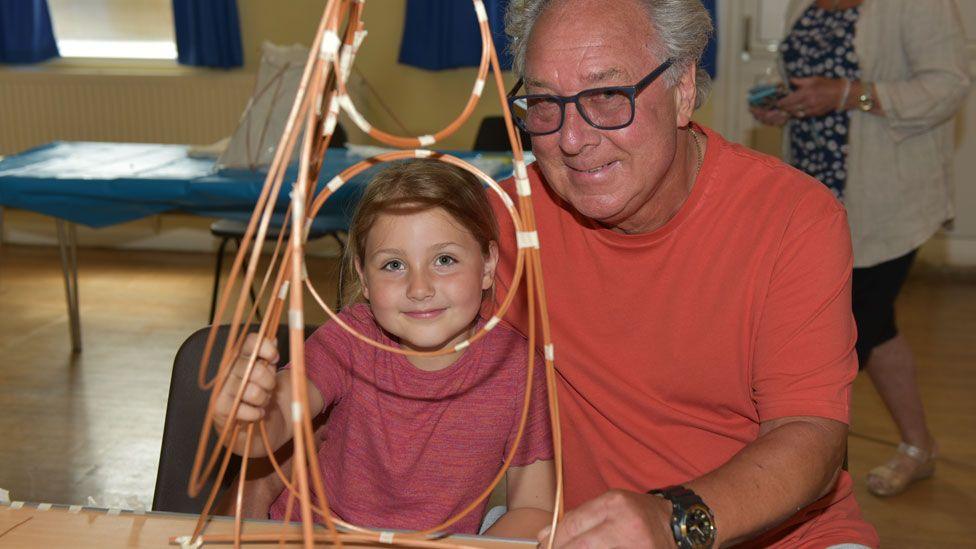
[866,442,937,497]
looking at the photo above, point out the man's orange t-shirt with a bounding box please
[490,126,878,547]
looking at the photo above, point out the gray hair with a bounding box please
[504,0,713,108]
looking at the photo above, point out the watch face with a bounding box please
[858,93,874,112]
[680,504,716,547]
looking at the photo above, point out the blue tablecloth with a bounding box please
[0,142,513,230]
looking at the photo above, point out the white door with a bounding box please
[710,0,976,265]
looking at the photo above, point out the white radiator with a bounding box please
[0,68,255,155]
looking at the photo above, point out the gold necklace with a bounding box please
[689,128,704,174]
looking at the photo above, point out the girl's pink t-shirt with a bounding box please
[269,303,552,534]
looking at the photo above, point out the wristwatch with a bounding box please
[648,485,716,549]
[857,82,875,112]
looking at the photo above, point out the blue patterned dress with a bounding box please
[780,4,860,199]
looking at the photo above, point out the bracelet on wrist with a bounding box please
[838,78,852,111]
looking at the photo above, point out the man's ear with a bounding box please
[481,241,499,291]
[354,259,370,300]
[673,64,698,127]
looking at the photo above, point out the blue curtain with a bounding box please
[172,0,243,69]
[0,0,59,64]
[399,0,511,71]
[400,1,714,76]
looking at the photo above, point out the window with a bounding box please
[48,0,176,60]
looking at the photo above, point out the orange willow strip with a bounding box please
[199,0,338,390]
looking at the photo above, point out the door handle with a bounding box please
[741,16,753,61]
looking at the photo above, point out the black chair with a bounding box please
[208,124,351,323]
[152,323,314,514]
[208,220,346,323]
[473,116,532,152]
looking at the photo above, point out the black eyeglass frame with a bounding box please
[506,58,675,136]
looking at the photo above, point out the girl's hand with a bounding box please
[214,334,281,430]
[750,106,790,127]
[777,77,847,118]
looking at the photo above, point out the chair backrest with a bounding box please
[152,324,312,514]
[330,123,348,148]
[473,116,532,152]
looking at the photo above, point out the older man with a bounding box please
[491,0,879,547]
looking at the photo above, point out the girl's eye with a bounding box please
[381,260,404,271]
[434,255,457,267]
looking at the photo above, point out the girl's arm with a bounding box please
[247,367,326,456]
[213,453,290,518]
[483,459,555,538]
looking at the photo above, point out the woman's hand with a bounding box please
[777,77,848,118]
[214,333,281,431]
[750,106,790,127]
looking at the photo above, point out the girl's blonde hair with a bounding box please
[341,159,500,306]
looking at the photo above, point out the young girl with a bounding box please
[213,159,554,537]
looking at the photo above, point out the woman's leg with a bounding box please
[853,251,937,496]
[864,334,935,451]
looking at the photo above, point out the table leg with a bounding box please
[56,220,82,353]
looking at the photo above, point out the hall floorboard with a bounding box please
[0,244,972,547]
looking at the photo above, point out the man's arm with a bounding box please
[687,415,846,545]
[539,415,845,547]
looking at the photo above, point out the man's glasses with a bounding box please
[507,58,674,136]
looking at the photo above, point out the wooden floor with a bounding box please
[0,244,973,547]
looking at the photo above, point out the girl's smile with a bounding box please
[402,308,447,319]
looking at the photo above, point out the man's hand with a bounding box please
[537,489,676,548]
